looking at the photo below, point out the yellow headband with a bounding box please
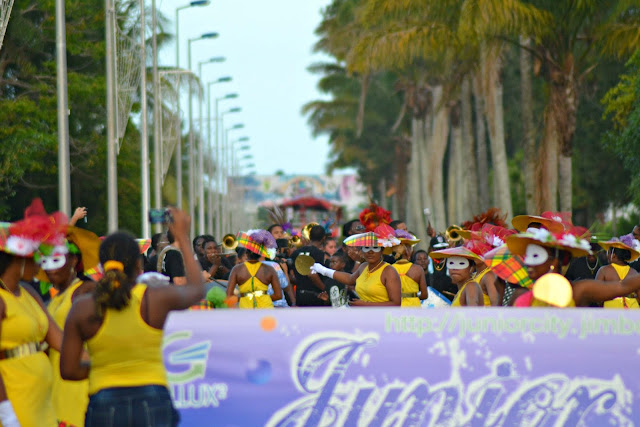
[103,260,124,272]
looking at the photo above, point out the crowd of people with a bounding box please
[2,197,640,426]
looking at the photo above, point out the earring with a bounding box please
[20,259,25,279]
[549,265,555,272]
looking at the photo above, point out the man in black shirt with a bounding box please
[159,230,186,284]
[291,225,327,306]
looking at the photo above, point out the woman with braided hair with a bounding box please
[61,208,204,426]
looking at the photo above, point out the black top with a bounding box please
[162,249,185,282]
[200,257,233,280]
[428,259,457,302]
[291,245,325,292]
[565,253,609,282]
[629,259,640,273]
[144,254,158,273]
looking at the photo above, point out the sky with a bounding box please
[157,0,338,176]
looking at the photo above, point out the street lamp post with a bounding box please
[222,123,244,234]
[188,32,218,237]
[214,93,238,237]
[175,1,211,212]
[139,0,150,238]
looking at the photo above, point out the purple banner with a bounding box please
[162,308,640,426]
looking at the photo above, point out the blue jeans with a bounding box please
[85,385,180,427]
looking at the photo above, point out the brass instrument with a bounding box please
[289,235,303,248]
[445,225,463,243]
[222,234,238,251]
[301,222,319,241]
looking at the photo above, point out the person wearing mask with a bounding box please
[40,226,100,427]
[311,229,402,307]
[0,199,67,427]
[226,230,282,309]
[60,208,203,426]
[291,225,328,306]
[430,246,485,306]
[507,228,640,307]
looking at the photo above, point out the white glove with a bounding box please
[311,263,336,279]
[0,400,20,427]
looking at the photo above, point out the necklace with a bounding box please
[0,278,8,292]
[586,257,599,276]
[368,258,385,273]
[434,259,445,272]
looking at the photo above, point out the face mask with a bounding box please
[362,246,382,253]
[446,256,470,270]
[525,244,549,266]
[39,254,67,271]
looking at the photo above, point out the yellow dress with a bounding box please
[603,264,639,309]
[451,269,489,307]
[238,262,274,309]
[47,278,89,426]
[392,261,421,307]
[87,284,167,395]
[356,262,390,303]
[0,286,56,426]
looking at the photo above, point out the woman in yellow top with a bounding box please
[38,226,100,426]
[311,231,401,306]
[60,208,204,427]
[430,247,486,306]
[385,230,427,307]
[0,198,67,427]
[226,229,282,308]
[595,235,640,308]
[506,227,640,307]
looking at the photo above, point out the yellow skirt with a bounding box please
[239,294,274,309]
[0,352,56,426]
[50,348,89,426]
[401,297,421,307]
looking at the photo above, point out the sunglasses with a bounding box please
[362,246,382,253]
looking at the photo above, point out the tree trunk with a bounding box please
[482,43,513,222]
[472,72,490,211]
[461,77,478,218]
[378,177,387,210]
[450,101,465,223]
[447,128,457,225]
[429,85,450,232]
[408,117,427,240]
[537,103,558,212]
[558,154,572,212]
[520,36,536,214]
[394,137,409,222]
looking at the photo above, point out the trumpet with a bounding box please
[222,233,238,251]
[445,225,463,243]
[301,222,319,241]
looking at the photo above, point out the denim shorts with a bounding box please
[85,385,180,427]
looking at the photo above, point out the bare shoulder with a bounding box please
[21,283,44,303]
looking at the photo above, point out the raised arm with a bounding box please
[148,208,204,312]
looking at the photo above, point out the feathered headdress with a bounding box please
[265,206,292,235]
[461,208,508,231]
[359,202,392,232]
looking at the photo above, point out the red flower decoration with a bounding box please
[359,203,392,232]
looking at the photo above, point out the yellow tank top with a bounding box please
[393,261,421,307]
[356,262,390,303]
[48,278,89,426]
[87,284,167,395]
[0,286,56,426]
[238,262,274,309]
[604,264,639,309]
[451,269,489,307]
